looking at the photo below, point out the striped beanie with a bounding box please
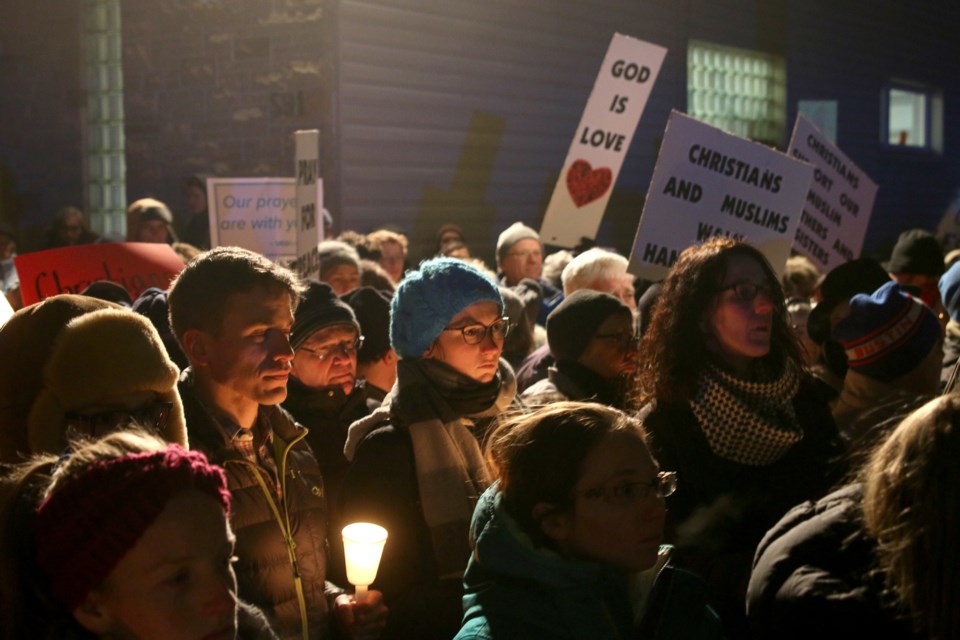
[832,281,940,382]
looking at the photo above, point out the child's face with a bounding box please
[76,490,238,640]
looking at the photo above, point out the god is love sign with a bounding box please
[539,33,667,248]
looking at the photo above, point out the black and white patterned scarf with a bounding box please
[691,360,803,466]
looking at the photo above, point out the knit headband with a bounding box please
[34,445,230,610]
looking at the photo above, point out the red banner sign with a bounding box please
[14,242,186,306]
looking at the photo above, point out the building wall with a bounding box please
[0,3,84,250]
[1,0,957,261]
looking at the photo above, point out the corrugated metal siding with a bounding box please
[334,0,960,264]
[335,0,683,263]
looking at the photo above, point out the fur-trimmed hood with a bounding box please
[27,307,188,454]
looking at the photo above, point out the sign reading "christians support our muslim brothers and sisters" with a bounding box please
[629,110,814,281]
[539,33,667,248]
[787,115,877,271]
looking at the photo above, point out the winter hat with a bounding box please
[0,295,122,462]
[547,289,631,363]
[132,287,188,370]
[391,257,503,358]
[939,261,960,323]
[290,281,360,350]
[807,258,891,345]
[317,240,361,279]
[832,281,941,382]
[342,286,392,363]
[80,280,134,307]
[885,229,945,276]
[27,308,188,455]
[496,222,541,265]
[34,445,230,610]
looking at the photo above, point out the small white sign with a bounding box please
[539,33,667,247]
[787,115,877,272]
[629,111,814,281]
[292,129,324,280]
[207,178,301,263]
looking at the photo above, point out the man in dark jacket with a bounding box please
[168,247,386,640]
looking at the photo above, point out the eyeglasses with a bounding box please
[300,336,364,361]
[719,282,775,303]
[593,331,639,351]
[507,249,542,260]
[65,401,173,438]
[583,471,678,505]
[443,317,511,345]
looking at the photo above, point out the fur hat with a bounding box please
[547,289,631,363]
[290,281,360,350]
[27,308,187,456]
[391,257,503,358]
[342,286,392,363]
[496,222,541,265]
[832,281,941,382]
[0,295,120,462]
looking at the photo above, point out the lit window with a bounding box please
[82,0,127,236]
[687,41,787,146]
[883,84,943,152]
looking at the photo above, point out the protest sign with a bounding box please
[291,129,324,279]
[539,33,667,247]
[207,177,317,264]
[787,115,877,271]
[0,291,12,328]
[15,242,185,306]
[629,110,814,281]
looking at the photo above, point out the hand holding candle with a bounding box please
[342,522,388,602]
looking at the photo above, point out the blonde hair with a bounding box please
[861,394,960,638]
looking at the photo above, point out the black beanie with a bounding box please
[342,286,391,363]
[290,282,359,350]
[547,289,631,363]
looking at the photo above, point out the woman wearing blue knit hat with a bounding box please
[341,257,518,640]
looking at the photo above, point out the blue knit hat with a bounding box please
[832,281,940,382]
[391,258,503,358]
[939,261,960,323]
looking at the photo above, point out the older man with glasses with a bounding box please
[282,281,374,549]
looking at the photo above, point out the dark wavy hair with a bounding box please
[636,238,803,406]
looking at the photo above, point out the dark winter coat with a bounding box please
[180,369,343,640]
[339,361,516,640]
[746,484,916,639]
[455,486,722,640]
[641,376,844,638]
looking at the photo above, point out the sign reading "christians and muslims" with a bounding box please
[629,110,814,280]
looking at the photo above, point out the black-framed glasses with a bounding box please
[583,471,678,505]
[65,401,173,438]
[719,282,775,303]
[593,331,639,351]
[300,336,364,361]
[443,317,510,345]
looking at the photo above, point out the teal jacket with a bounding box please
[455,485,723,640]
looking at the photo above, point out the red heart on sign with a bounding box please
[566,160,612,207]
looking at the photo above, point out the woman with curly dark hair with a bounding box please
[636,237,843,638]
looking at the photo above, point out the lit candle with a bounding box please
[341,522,388,602]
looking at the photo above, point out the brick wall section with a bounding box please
[120,0,332,237]
[0,3,84,250]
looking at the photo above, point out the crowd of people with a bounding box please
[1,195,959,640]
